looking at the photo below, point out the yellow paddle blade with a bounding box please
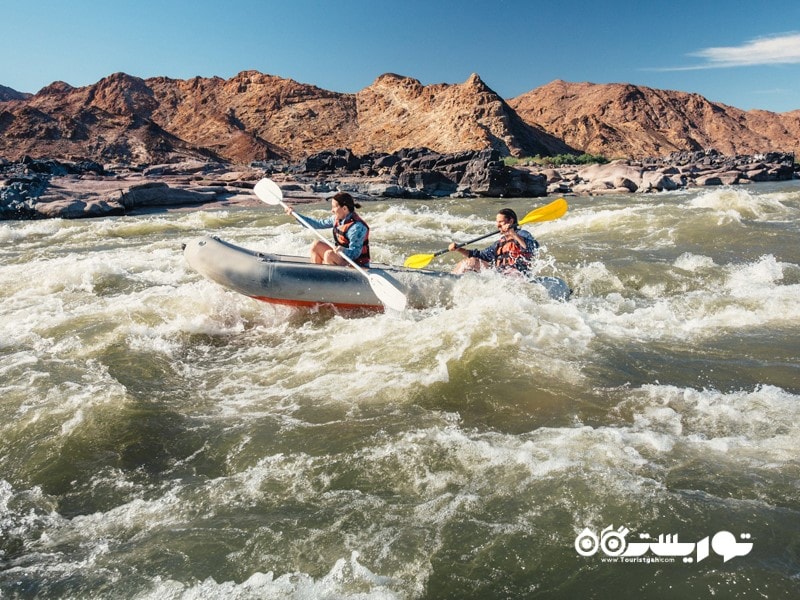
[404,253,435,269]
[519,197,568,225]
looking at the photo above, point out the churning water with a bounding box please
[1,182,799,598]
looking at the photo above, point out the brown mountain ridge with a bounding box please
[509,79,800,159]
[1,70,798,165]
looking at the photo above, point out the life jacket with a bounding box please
[495,230,537,272]
[333,213,370,266]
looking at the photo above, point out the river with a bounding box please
[1,182,799,598]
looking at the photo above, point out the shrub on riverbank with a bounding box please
[504,153,609,168]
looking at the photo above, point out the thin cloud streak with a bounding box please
[649,32,800,71]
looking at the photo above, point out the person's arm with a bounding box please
[287,208,334,230]
[505,228,527,250]
[508,230,539,272]
[339,221,367,260]
[469,240,499,263]
[516,230,538,256]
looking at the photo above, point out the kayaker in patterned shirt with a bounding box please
[448,208,539,275]
[284,192,370,267]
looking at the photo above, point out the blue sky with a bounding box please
[3,0,800,112]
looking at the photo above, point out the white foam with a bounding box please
[688,186,796,222]
[138,552,401,600]
[674,252,716,272]
[0,218,70,243]
[621,384,800,462]
[572,251,800,342]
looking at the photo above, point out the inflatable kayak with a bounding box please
[183,236,571,311]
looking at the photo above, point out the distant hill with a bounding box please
[507,79,800,159]
[1,71,798,165]
[0,84,31,102]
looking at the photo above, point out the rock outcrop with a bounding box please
[534,150,797,195]
[0,157,260,219]
[277,146,548,199]
[4,147,796,220]
[0,148,550,219]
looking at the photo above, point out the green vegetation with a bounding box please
[504,153,609,167]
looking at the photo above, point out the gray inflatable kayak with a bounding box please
[183,236,571,310]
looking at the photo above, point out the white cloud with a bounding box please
[691,32,800,67]
[650,32,800,71]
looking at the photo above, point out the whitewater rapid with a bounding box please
[1,182,799,598]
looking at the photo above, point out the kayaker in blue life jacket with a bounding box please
[285,192,371,267]
[448,208,538,275]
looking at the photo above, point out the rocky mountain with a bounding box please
[1,71,798,165]
[351,73,572,158]
[0,71,568,165]
[508,80,800,159]
[0,84,30,102]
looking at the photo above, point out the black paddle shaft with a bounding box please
[434,230,498,257]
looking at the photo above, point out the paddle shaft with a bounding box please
[288,206,407,311]
[284,204,371,276]
[447,198,566,250]
[431,230,497,258]
[253,178,407,311]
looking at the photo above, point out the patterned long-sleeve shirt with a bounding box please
[293,212,368,262]
[467,229,538,272]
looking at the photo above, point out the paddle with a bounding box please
[403,197,568,269]
[254,178,407,312]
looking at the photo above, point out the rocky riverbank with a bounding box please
[540,149,798,195]
[1,148,797,219]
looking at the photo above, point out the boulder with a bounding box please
[718,170,742,185]
[120,182,220,208]
[695,174,724,186]
[541,168,563,184]
[397,170,457,197]
[366,183,407,197]
[494,167,547,197]
[143,160,226,176]
[641,170,682,191]
[300,149,362,173]
[577,161,644,191]
[34,198,125,218]
[745,168,770,181]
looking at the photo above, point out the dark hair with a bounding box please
[498,208,518,226]
[332,191,361,212]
